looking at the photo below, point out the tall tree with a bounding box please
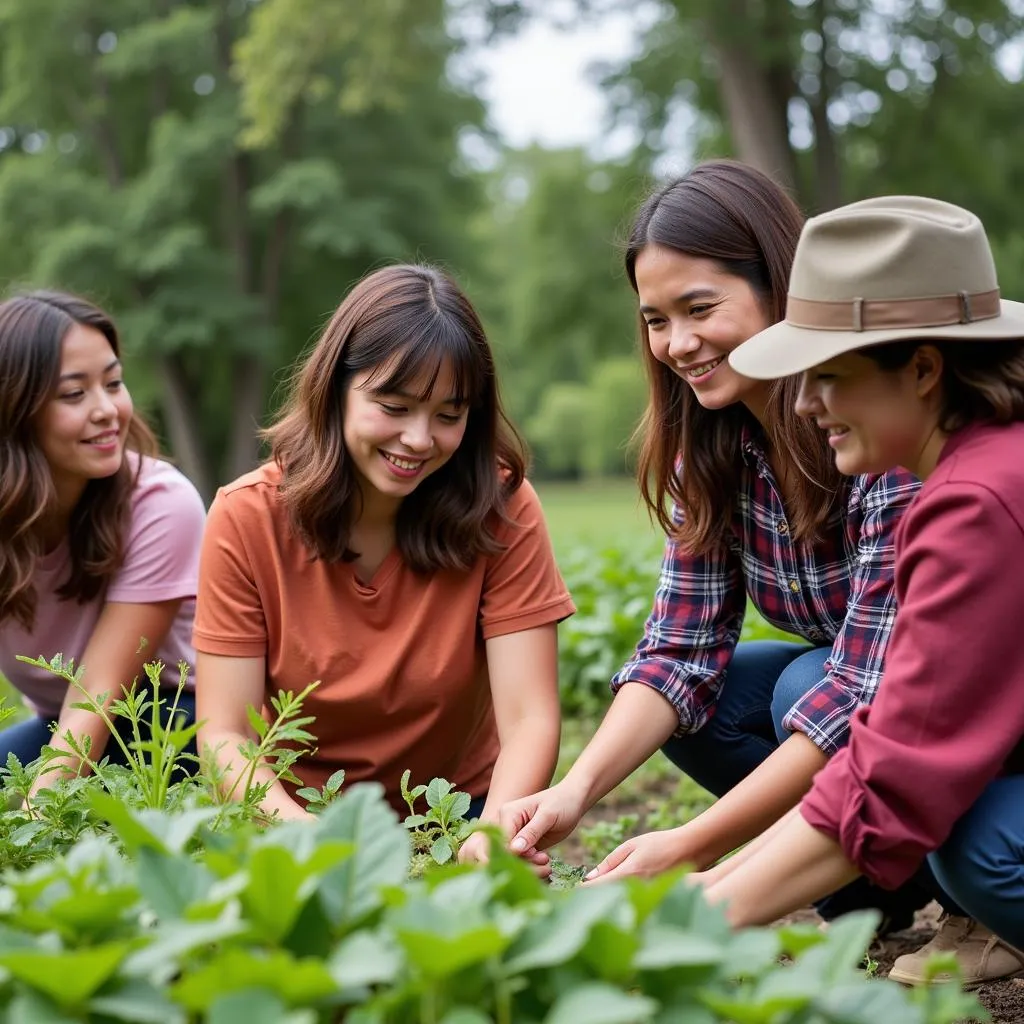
[0,0,485,497]
[587,0,1023,212]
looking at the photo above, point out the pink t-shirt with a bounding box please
[0,456,206,718]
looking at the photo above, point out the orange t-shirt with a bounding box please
[192,464,575,810]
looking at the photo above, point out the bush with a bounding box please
[0,783,982,1023]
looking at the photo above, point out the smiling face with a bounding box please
[35,323,133,512]
[634,244,774,418]
[342,356,469,517]
[795,347,945,477]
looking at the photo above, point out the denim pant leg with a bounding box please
[0,716,57,769]
[929,776,1024,948]
[661,640,816,797]
[0,689,197,779]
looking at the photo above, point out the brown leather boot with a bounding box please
[888,915,1024,989]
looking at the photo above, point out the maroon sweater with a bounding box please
[802,420,1024,890]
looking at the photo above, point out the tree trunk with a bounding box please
[706,0,798,194]
[224,353,269,482]
[159,353,214,503]
[810,0,843,211]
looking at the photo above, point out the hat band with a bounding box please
[786,288,1001,332]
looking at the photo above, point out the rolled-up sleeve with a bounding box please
[802,482,1024,889]
[784,469,917,755]
[611,530,745,734]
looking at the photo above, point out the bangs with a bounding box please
[358,316,487,406]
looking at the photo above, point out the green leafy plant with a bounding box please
[297,768,346,814]
[0,784,984,1023]
[15,653,199,810]
[400,770,474,874]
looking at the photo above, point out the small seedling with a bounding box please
[548,859,588,890]
[400,769,473,875]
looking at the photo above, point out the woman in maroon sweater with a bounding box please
[695,195,1024,981]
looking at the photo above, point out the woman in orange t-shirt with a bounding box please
[193,265,574,866]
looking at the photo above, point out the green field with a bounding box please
[534,476,661,560]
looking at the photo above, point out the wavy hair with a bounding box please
[266,264,527,570]
[626,160,843,552]
[867,338,1024,428]
[0,291,158,630]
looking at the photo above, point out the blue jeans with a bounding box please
[930,775,1024,948]
[0,690,197,774]
[660,640,959,925]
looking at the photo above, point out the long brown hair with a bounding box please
[626,160,843,551]
[266,264,527,571]
[0,291,158,630]
[868,338,1024,429]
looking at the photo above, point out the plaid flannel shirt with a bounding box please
[611,431,920,756]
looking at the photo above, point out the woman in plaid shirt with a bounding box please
[500,161,992,980]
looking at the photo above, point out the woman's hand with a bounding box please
[583,827,692,885]
[499,779,590,855]
[459,829,553,877]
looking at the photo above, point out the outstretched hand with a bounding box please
[583,828,689,885]
[499,781,588,858]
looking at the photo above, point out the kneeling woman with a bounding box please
[708,196,1024,976]
[194,265,574,865]
[0,292,205,784]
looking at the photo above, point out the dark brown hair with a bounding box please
[0,291,158,630]
[866,338,1024,429]
[626,160,843,551]
[266,264,526,570]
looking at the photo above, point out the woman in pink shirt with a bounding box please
[698,196,1024,981]
[0,292,205,790]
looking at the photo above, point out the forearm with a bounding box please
[478,714,560,823]
[200,725,309,820]
[676,733,828,869]
[698,806,803,885]
[705,810,860,927]
[560,683,679,808]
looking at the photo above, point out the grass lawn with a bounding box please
[533,476,660,560]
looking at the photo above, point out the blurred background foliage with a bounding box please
[0,0,1021,498]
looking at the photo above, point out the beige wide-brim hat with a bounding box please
[730,195,1024,380]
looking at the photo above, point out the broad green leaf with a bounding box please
[425,778,453,808]
[329,930,402,988]
[315,784,410,927]
[633,924,724,970]
[0,941,135,1009]
[430,835,454,864]
[813,981,926,1024]
[42,887,139,938]
[448,791,471,820]
[4,988,81,1023]
[121,913,245,982]
[504,884,628,974]
[397,925,506,979]
[241,845,306,942]
[172,949,336,1011]
[88,978,187,1024]
[544,983,658,1024]
[207,989,317,1024]
[135,847,215,920]
[439,1010,492,1024]
[720,928,780,978]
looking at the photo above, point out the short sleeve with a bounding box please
[192,488,268,656]
[106,460,206,604]
[478,480,576,639]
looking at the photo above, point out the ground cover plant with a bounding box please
[0,655,988,1023]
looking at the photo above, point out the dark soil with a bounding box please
[554,794,1024,1024]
